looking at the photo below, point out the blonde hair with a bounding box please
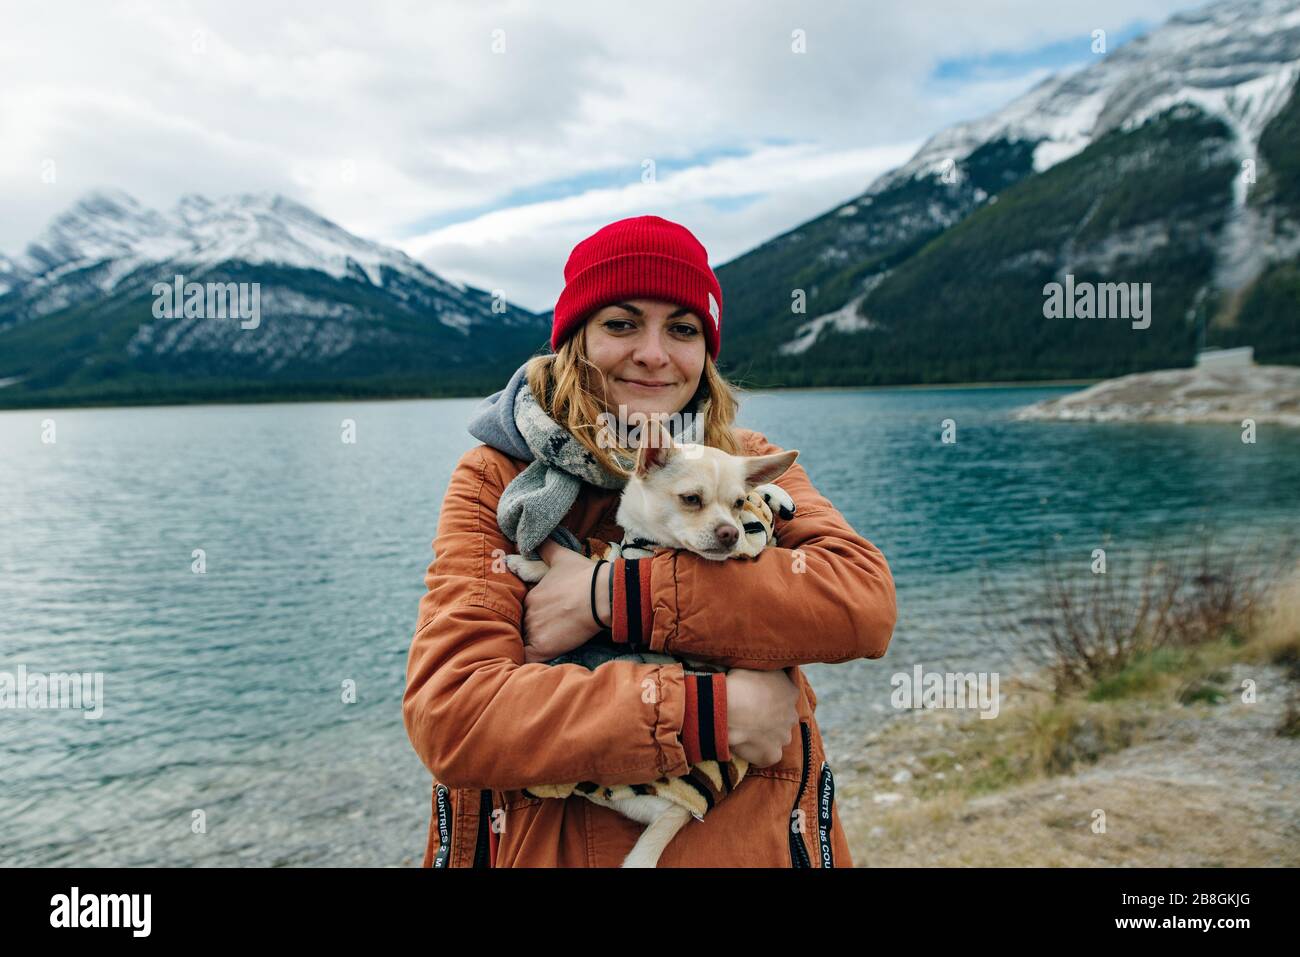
[524,323,746,478]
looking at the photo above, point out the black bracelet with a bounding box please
[590,560,610,631]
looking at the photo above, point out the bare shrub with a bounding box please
[979,533,1298,698]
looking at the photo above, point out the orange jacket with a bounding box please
[402,427,897,867]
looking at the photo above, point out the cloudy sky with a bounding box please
[2,0,1202,311]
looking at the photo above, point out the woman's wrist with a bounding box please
[595,562,612,629]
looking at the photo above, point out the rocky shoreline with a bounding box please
[1012,362,1300,426]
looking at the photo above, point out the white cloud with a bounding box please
[1,0,1198,309]
[397,140,922,309]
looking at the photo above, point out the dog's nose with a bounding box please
[714,524,738,548]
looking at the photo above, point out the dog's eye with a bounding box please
[734,498,744,509]
[680,493,702,507]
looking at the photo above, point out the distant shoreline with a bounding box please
[0,377,1096,415]
[1014,362,1300,427]
[741,377,1099,394]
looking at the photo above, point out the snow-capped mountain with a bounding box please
[0,190,548,405]
[4,188,527,327]
[715,0,1300,385]
[882,0,1300,189]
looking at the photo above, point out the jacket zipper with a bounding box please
[789,721,813,868]
[472,789,493,868]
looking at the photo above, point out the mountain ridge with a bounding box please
[0,189,549,407]
[3,0,1298,408]
[713,0,1300,387]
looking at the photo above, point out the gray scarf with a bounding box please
[467,361,706,559]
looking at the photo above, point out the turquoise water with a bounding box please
[1,386,1297,866]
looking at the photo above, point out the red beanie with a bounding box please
[551,215,723,360]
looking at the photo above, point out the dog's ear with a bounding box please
[744,449,798,487]
[635,416,678,478]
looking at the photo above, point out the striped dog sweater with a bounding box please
[520,487,792,822]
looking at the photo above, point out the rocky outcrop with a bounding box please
[1013,362,1300,425]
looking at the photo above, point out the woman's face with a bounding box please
[583,299,706,421]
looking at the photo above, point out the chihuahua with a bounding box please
[505,417,799,866]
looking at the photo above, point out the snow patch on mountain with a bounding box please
[1122,64,1299,146]
[780,273,891,355]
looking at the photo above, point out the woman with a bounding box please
[402,215,897,867]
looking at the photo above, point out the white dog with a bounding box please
[505,418,799,866]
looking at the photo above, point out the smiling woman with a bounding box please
[401,213,898,867]
[584,299,706,422]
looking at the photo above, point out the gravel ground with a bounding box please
[833,663,1300,866]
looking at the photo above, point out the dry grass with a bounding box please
[1244,561,1300,669]
[1250,564,1300,737]
[835,552,1300,866]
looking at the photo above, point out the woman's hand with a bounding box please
[519,539,610,664]
[725,669,799,767]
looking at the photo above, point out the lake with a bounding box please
[2,385,1297,865]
